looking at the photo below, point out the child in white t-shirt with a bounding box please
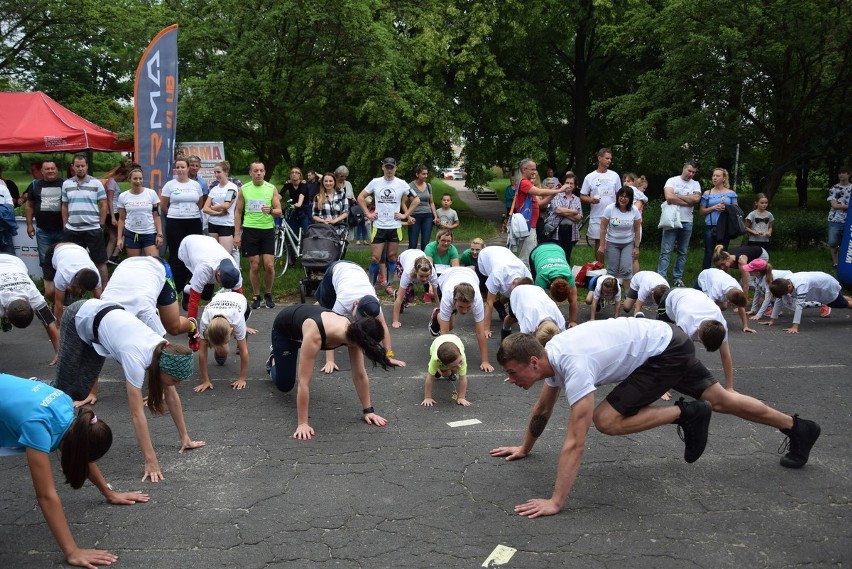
[585,275,621,320]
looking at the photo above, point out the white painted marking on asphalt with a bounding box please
[483,544,517,566]
[448,418,482,428]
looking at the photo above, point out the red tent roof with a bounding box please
[0,91,133,153]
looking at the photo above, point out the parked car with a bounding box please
[442,168,467,180]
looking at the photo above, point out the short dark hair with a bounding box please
[698,320,726,352]
[7,299,34,328]
[496,333,543,366]
[74,269,100,291]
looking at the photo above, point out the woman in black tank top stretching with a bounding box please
[269,305,393,440]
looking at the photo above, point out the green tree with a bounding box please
[605,0,852,199]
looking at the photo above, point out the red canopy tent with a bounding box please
[0,91,133,153]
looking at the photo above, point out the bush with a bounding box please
[771,209,826,249]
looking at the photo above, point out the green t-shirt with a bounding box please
[424,241,459,268]
[530,243,575,289]
[427,334,467,376]
[241,181,276,229]
[459,249,475,267]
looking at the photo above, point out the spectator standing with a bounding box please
[61,155,109,288]
[202,160,240,264]
[160,157,205,295]
[656,160,702,287]
[436,193,460,232]
[356,157,420,286]
[580,148,621,263]
[513,159,562,265]
[826,167,851,269]
[698,167,739,269]
[234,162,282,310]
[744,193,774,250]
[25,160,65,264]
[312,172,349,241]
[116,166,162,258]
[406,164,437,250]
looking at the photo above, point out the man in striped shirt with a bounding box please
[61,155,109,287]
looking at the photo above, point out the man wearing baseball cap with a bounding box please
[178,235,244,320]
[356,158,420,287]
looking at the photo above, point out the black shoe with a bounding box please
[264,293,275,309]
[778,415,821,468]
[500,327,512,341]
[674,397,712,463]
[447,373,458,382]
[673,279,685,288]
[251,296,261,310]
[181,292,189,312]
[214,353,228,366]
[107,255,120,266]
[428,307,440,337]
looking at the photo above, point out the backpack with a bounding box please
[574,261,603,288]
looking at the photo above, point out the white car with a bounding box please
[442,168,467,180]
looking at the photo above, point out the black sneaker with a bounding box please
[500,327,512,340]
[265,345,274,376]
[428,307,440,337]
[264,293,275,309]
[447,373,458,382]
[107,255,120,266]
[674,397,712,463]
[214,352,228,366]
[778,415,821,468]
[181,292,189,312]
[251,296,261,310]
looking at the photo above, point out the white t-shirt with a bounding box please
[331,261,376,316]
[629,271,668,305]
[0,254,48,316]
[476,246,531,296]
[545,319,674,406]
[362,176,416,229]
[664,287,727,341]
[398,249,439,291]
[75,299,165,389]
[118,188,159,234]
[437,266,484,322]
[508,284,565,333]
[591,275,622,301]
[101,256,168,336]
[178,235,243,292]
[580,169,621,219]
[664,175,701,223]
[0,180,13,206]
[601,203,642,244]
[199,290,247,341]
[788,272,842,324]
[206,181,239,227]
[51,244,100,292]
[161,179,203,219]
[697,268,742,303]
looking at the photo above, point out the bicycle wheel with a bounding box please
[279,239,291,276]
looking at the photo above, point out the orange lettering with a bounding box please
[151,133,163,158]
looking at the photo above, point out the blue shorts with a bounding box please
[155,258,178,306]
[827,221,845,248]
[124,231,157,250]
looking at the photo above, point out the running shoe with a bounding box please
[428,307,440,337]
[265,345,274,376]
[819,305,831,318]
[264,293,275,309]
[779,415,821,468]
[673,279,685,288]
[251,296,261,310]
[423,292,433,303]
[187,317,201,352]
[674,398,712,463]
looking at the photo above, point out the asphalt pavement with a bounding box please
[1,289,850,568]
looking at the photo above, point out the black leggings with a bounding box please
[269,305,331,393]
[165,217,203,294]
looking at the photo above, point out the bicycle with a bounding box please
[274,201,303,275]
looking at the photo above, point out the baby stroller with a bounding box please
[299,223,348,302]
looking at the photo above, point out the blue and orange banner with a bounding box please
[134,24,179,194]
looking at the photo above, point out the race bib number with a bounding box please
[127,212,148,229]
[178,203,197,216]
[247,199,266,213]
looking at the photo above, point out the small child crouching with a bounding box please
[422,334,470,407]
